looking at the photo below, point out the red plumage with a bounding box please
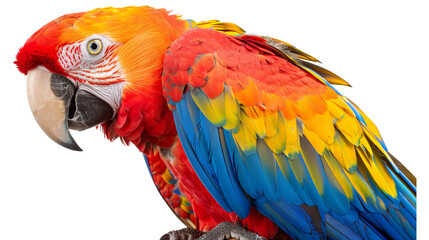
[15,12,84,75]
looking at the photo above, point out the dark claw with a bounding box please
[160,222,266,240]
[197,222,266,240]
[160,228,205,240]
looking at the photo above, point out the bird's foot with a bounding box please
[197,222,266,240]
[160,222,266,240]
[160,227,205,240]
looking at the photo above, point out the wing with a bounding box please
[162,28,416,240]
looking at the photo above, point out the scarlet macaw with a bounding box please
[15,6,416,240]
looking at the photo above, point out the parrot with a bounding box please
[14,6,416,240]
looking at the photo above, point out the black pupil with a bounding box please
[90,42,98,50]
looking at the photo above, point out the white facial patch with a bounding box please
[58,34,123,84]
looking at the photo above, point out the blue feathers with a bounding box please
[174,92,250,218]
[172,91,416,240]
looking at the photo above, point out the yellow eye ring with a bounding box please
[87,39,102,55]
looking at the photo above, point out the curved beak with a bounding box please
[26,68,116,151]
[27,68,82,151]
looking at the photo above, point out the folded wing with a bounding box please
[162,28,416,240]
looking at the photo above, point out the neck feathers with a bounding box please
[101,8,189,154]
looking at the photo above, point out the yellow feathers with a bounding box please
[200,81,399,203]
[264,110,279,138]
[241,106,266,138]
[303,125,328,155]
[335,113,363,146]
[224,87,240,132]
[195,20,245,36]
[329,132,357,172]
[191,87,226,127]
[283,118,300,159]
[357,148,397,198]
[302,111,335,145]
[234,119,257,154]
[264,114,286,154]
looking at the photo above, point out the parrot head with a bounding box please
[15,6,188,152]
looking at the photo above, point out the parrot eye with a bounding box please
[87,39,102,55]
[80,35,112,63]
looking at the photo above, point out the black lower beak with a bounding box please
[51,73,114,131]
[67,87,114,131]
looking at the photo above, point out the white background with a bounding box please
[0,0,427,239]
